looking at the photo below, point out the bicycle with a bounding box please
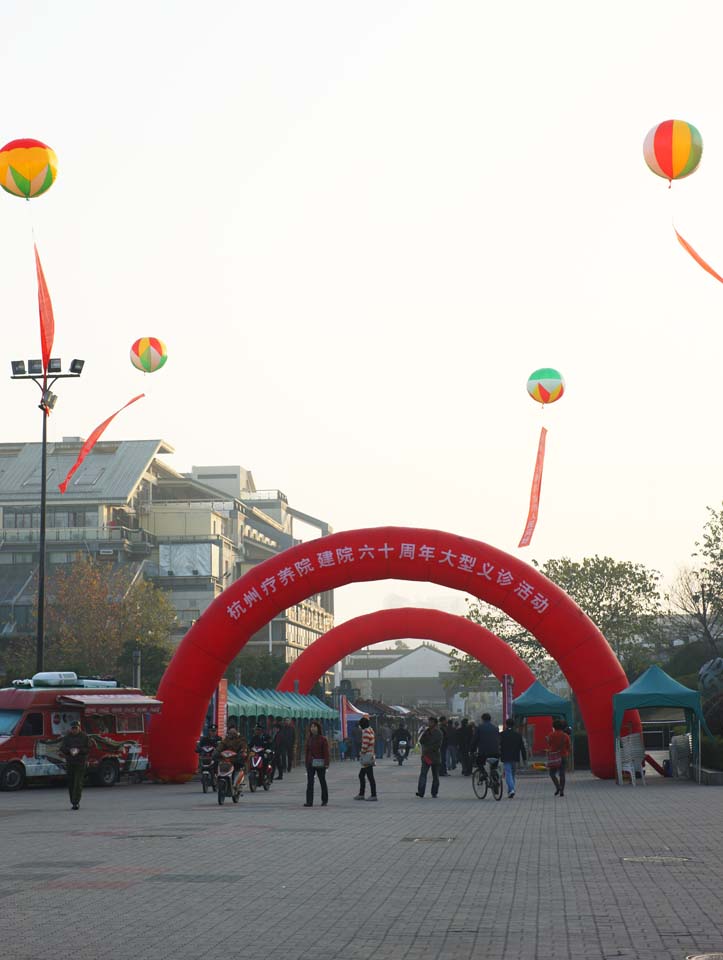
[472,756,504,801]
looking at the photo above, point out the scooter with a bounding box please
[216,749,245,804]
[394,740,409,766]
[199,744,217,793]
[247,746,274,792]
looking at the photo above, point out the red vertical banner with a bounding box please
[518,426,547,548]
[502,674,514,723]
[34,244,55,376]
[216,679,228,738]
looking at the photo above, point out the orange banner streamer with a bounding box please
[518,426,547,548]
[34,244,55,377]
[58,395,145,494]
[674,228,723,285]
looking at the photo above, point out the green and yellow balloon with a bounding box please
[527,368,564,405]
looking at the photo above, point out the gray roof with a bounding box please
[0,440,173,506]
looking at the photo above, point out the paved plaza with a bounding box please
[1,761,721,960]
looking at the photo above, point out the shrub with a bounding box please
[701,735,723,771]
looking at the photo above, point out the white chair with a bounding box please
[616,733,646,786]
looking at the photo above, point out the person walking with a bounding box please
[438,717,449,776]
[304,720,329,807]
[356,716,378,801]
[446,721,459,772]
[416,716,442,798]
[499,718,527,798]
[271,718,285,781]
[59,720,90,811]
[380,722,392,758]
[350,720,363,761]
[458,717,474,776]
[546,719,571,797]
[282,719,296,771]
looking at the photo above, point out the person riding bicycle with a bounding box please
[392,723,411,758]
[471,713,501,769]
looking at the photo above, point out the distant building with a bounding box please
[342,642,459,711]
[0,439,333,678]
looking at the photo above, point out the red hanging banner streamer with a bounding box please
[34,244,55,377]
[58,395,145,494]
[518,426,547,548]
[674,228,723,285]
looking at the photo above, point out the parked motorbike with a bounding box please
[199,744,217,793]
[394,740,409,766]
[247,746,274,792]
[216,749,245,804]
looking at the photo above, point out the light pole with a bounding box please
[11,358,84,673]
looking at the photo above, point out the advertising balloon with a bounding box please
[643,120,702,182]
[526,368,564,405]
[130,337,167,373]
[0,139,58,198]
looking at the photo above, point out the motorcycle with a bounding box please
[394,740,409,766]
[199,744,217,793]
[216,749,245,805]
[247,746,274,792]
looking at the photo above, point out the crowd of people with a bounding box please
[195,712,571,808]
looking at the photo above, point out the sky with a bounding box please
[2,1,723,633]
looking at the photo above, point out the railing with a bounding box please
[0,526,151,545]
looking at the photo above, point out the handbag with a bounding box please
[547,750,562,769]
[311,758,325,769]
[359,752,375,767]
[422,755,433,766]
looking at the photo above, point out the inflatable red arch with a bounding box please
[277,607,550,751]
[150,526,630,780]
[278,607,537,695]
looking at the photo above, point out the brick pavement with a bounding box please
[1,759,721,960]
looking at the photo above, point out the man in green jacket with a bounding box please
[416,717,442,799]
[60,720,91,811]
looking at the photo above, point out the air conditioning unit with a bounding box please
[167,569,175,576]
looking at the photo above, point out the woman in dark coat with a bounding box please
[304,721,330,807]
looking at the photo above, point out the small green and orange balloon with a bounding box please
[527,368,564,405]
[130,337,167,373]
[0,138,58,198]
[643,120,702,183]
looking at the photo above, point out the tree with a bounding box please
[669,566,722,657]
[41,560,176,691]
[448,555,663,689]
[225,653,288,689]
[538,557,662,676]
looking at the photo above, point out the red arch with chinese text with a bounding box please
[150,527,632,779]
[277,607,550,751]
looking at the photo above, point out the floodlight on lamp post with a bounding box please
[10,358,85,673]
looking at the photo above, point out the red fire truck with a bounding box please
[0,671,162,791]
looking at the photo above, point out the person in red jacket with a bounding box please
[546,719,571,797]
[304,721,330,807]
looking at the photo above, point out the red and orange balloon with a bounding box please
[643,120,702,183]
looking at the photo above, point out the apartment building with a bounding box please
[0,439,333,665]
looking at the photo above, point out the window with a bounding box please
[116,713,144,734]
[19,712,44,736]
[86,714,114,734]
[0,709,23,735]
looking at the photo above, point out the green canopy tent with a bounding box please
[612,665,712,783]
[511,680,573,730]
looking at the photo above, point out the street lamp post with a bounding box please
[10,358,84,673]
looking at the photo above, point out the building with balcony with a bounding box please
[0,439,333,674]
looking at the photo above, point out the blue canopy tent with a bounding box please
[612,665,712,783]
[511,680,572,730]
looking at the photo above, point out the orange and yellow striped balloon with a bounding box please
[0,138,58,198]
[643,120,702,182]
